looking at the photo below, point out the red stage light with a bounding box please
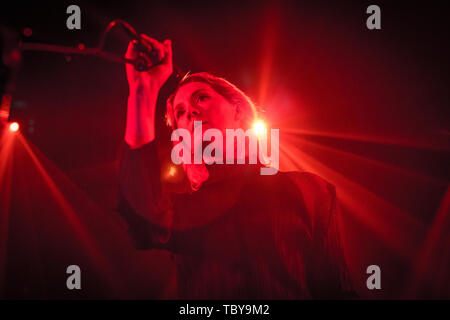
[252,120,267,136]
[9,122,19,132]
[23,27,33,37]
[168,166,176,177]
[10,50,21,64]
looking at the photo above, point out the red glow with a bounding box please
[12,136,127,295]
[406,187,450,297]
[258,3,280,106]
[9,50,21,64]
[280,134,426,258]
[23,27,33,37]
[0,129,15,292]
[252,119,267,136]
[2,2,448,299]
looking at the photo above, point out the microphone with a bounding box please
[130,39,163,72]
[114,19,164,71]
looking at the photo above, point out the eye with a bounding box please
[175,109,185,119]
[196,94,210,104]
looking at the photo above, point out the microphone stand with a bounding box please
[20,42,134,66]
[19,19,182,76]
[2,19,182,127]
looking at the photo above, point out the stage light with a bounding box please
[168,166,176,177]
[23,27,33,37]
[9,122,19,132]
[253,120,266,136]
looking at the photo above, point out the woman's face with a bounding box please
[172,82,240,134]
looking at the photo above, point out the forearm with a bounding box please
[124,85,158,148]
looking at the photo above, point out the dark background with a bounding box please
[0,0,449,299]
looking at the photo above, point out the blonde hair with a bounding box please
[166,72,258,129]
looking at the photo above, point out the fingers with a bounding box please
[125,40,139,60]
[140,34,165,62]
[140,33,160,47]
[131,34,172,69]
[125,33,173,80]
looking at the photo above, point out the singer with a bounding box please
[117,35,357,299]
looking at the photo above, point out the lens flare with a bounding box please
[253,120,266,136]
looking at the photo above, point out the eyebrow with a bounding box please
[174,89,209,111]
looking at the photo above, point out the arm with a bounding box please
[124,35,172,148]
[118,36,174,249]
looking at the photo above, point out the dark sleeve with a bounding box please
[117,141,173,250]
[312,184,357,299]
[286,172,358,299]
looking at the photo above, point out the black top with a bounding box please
[118,141,356,299]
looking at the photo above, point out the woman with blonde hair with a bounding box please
[118,35,356,299]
